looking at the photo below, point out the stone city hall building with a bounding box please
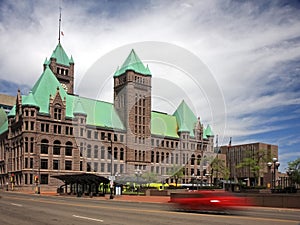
[0,40,215,191]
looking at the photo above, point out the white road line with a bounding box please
[72,214,104,222]
[11,203,22,207]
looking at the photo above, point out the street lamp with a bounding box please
[267,158,280,190]
[107,137,114,199]
[287,169,295,188]
[135,169,142,195]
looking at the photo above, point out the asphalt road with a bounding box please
[0,192,299,225]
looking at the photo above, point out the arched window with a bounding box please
[40,139,49,154]
[94,145,98,158]
[114,147,118,160]
[142,151,145,161]
[161,152,165,162]
[191,154,195,165]
[156,152,160,163]
[197,155,201,165]
[65,141,72,156]
[87,144,91,158]
[135,150,138,161]
[24,137,29,152]
[120,148,124,161]
[166,152,170,164]
[54,104,62,120]
[151,151,154,163]
[53,140,61,155]
[101,146,105,159]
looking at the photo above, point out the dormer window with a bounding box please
[54,104,62,120]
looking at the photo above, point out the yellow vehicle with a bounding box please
[147,183,169,190]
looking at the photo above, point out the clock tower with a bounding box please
[43,9,75,95]
[43,43,75,95]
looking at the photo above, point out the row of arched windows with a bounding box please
[150,151,203,165]
[40,139,73,156]
[86,144,125,161]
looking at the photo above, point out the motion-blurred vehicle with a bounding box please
[169,190,250,213]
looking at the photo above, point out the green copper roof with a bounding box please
[31,66,68,114]
[114,49,151,77]
[22,91,39,108]
[7,105,16,117]
[73,99,87,115]
[69,96,125,129]
[205,124,214,137]
[0,108,8,134]
[50,43,73,66]
[29,66,124,130]
[0,120,8,135]
[70,55,74,64]
[151,111,179,138]
[173,100,197,137]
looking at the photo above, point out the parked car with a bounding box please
[169,190,251,213]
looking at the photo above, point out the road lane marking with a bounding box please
[11,203,22,207]
[73,214,103,222]
[5,196,299,224]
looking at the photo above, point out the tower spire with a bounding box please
[58,7,62,43]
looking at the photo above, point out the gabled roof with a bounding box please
[204,124,214,137]
[151,111,179,138]
[31,66,124,130]
[22,91,39,108]
[73,99,87,115]
[7,105,16,117]
[173,100,197,137]
[114,49,151,77]
[0,108,8,134]
[50,43,73,66]
[31,66,67,114]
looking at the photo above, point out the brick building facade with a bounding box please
[0,41,215,191]
[220,142,279,187]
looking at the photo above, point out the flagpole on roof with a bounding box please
[58,7,62,43]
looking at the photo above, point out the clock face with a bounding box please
[61,83,68,92]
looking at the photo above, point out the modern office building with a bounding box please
[219,142,279,187]
[0,39,215,191]
[0,94,15,114]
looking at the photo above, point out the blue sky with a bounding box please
[0,0,300,172]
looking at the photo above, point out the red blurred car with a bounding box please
[169,190,250,213]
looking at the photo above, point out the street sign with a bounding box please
[109,176,115,181]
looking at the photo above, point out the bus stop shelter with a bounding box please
[52,173,109,197]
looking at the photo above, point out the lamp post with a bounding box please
[33,153,40,194]
[108,137,114,199]
[135,169,142,195]
[267,158,280,191]
[287,169,294,188]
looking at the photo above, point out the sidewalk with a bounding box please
[108,195,170,203]
[15,190,170,204]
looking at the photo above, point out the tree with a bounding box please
[236,149,270,186]
[287,157,300,187]
[168,165,184,187]
[210,156,229,185]
[142,172,158,184]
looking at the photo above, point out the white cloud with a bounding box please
[1,0,300,167]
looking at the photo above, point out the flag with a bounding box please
[61,31,64,36]
[228,137,232,147]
